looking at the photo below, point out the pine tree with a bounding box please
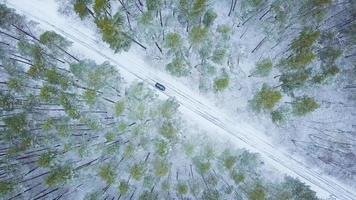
[251,59,273,77]
[73,0,93,19]
[250,84,282,112]
[203,9,217,27]
[292,96,320,116]
[165,56,190,77]
[45,165,73,187]
[213,76,229,92]
[99,164,117,185]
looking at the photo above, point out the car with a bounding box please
[155,82,166,91]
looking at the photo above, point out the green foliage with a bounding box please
[184,142,195,156]
[248,184,266,200]
[28,65,44,78]
[271,109,286,124]
[200,63,216,76]
[143,175,154,189]
[304,0,332,21]
[59,93,80,119]
[160,121,179,140]
[0,4,22,29]
[319,46,342,64]
[84,192,100,200]
[93,0,108,16]
[248,0,264,8]
[7,78,23,92]
[211,48,227,64]
[38,152,56,168]
[231,170,245,184]
[165,33,182,51]
[40,85,58,102]
[155,139,169,156]
[280,70,309,93]
[191,0,208,21]
[70,59,119,89]
[201,190,220,200]
[124,144,135,158]
[0,93,15,111]
[4,113,26,134]
[95,15,131,52]
[0,181,13,196]
[177,182,189,195]
[194,158,211,174]
[105,132,115,142]
[291,30,320,52]
[99,164,117,185]
[126,82,153,101]
[154,159,169,177]
[118,123,127,133]
[91,63,117,89]
[251,84,282,112]
[45,166,73,187]
[203,9,217,27]
[130,163,145,181]
[178,0,190,22]
[238,151,260,171]
[276,176,318,200]
[118,181,129,194]
[132,102,146,120]
[115,100,125,116]
[224,155,238,170]
[280,29,321,70]
[17,39,35,57]
[189,26,209,47]
[139,12,153,26]
[271,1,290,28]
[0,3,330,198]
[286,50,316,69]
[198,41,213,59]
[138,191,158,200]
[160,98,179,119]
[166,56,190,77]
[83,90,97,106]
[216,25,231,40]
[146,0,163,11]
[252,59,273,77]
[213,76,229,92]
[203,144,216,159]
[44,69,70,89]
[74,0,92,19]
[39,31,72,50]
[292,97,320,116]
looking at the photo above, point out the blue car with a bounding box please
[155,82,165,91]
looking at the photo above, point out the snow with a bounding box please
[5,0,356,199]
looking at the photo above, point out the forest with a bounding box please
[65,0,355,189]
[0,0,355,199]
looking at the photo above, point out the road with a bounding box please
[6,0,356,199]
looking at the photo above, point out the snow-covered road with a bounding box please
[5,0,356,199]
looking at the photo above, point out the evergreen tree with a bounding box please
[250,84,282,112]
[292,96,320,116]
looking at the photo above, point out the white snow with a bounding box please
[5,0,356,199]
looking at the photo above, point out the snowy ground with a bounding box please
[5,0,356,199]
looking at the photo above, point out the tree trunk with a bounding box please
[33,188,59,200]
[0,30,20,41]
[259,7,271,20]
[8,182,42,200]
[228,0,234,17]
[155,42,163,54]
